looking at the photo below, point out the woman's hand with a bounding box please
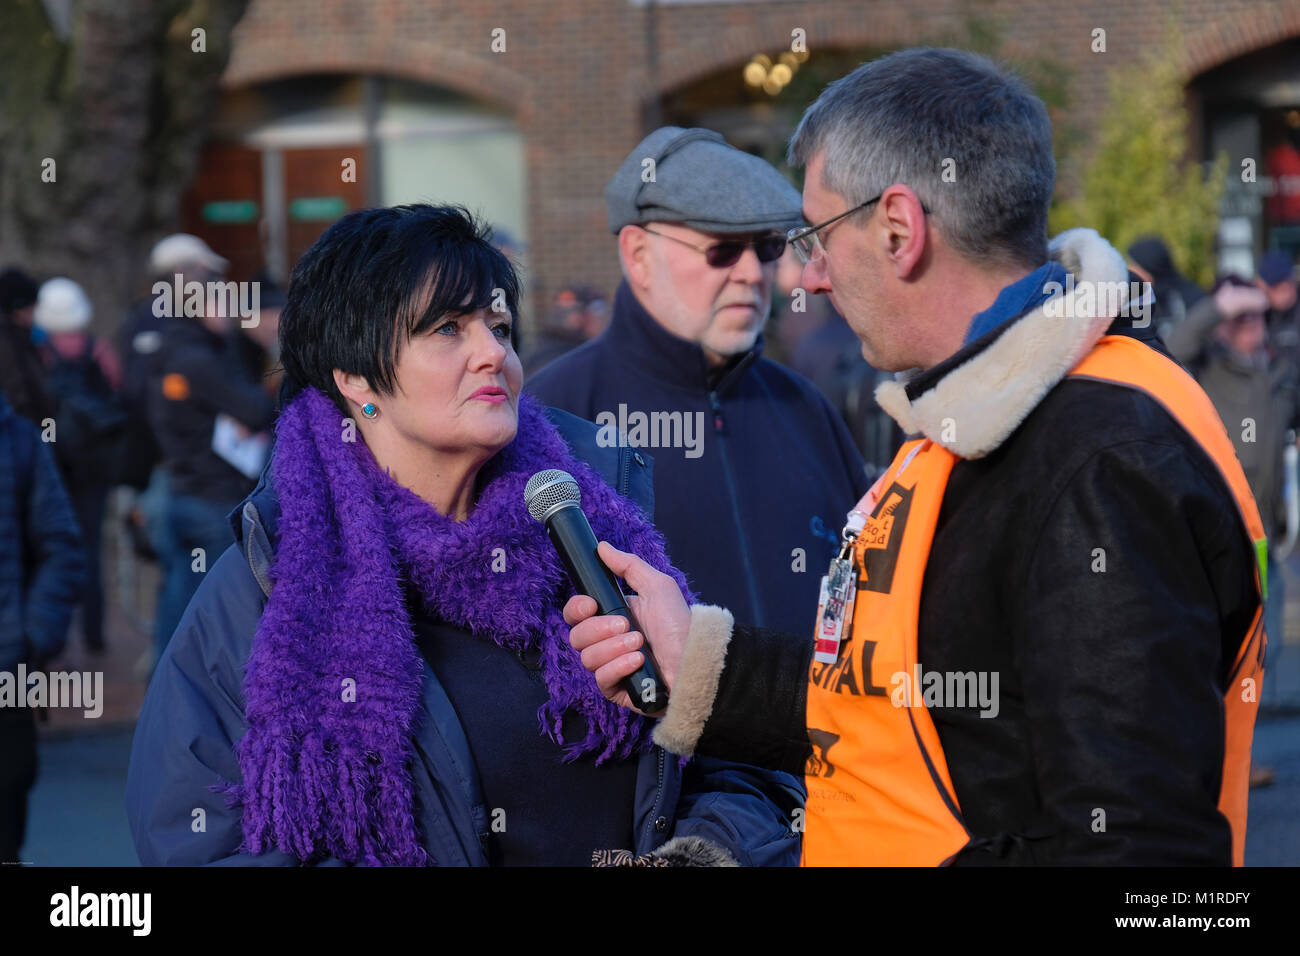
[564,541,691,714]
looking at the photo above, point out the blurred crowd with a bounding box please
[0,237,284,678]
[3,231,1299,672]
[1,215,1298,856]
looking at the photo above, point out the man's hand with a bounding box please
[565,541,691,714]
[1213,282,1268,320]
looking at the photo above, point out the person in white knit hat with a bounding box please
[34,277,124,654]
[33,277,123,394]
[34,276,88,331]
[34,278,120,380]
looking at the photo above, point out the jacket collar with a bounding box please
[227,452,278,597]
[962,261,1068,346]
[876,228,1131,460]
[604,279,763,395]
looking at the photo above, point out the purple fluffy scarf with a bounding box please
[221,386,690,866]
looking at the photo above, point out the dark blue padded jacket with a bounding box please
[124,405,804,865]
[0,389,84,672]
[527,281,870,637]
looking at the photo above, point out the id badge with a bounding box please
[813,555,857,664]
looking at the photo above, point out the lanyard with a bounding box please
[812,450,916,664]
[813,506,868,664]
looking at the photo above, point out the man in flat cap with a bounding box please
[528,126,868,637]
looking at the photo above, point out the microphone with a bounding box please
[525,469,669,714]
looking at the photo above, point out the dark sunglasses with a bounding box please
[643,227,787,268]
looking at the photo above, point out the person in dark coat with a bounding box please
[1166,277,1300,555]
[0,387,85,863]
[117,235,235,577]
[1127,235,1206,340]
[33,278,125,654]
[119,234,231,429]
[528,127,869,638]
[1166,275,1300,782]
[146,262,277,660]
[0,268,54,427]
[125,204,802,867]
[1259,249,1300,372]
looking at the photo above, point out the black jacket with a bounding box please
[527,281,869,636]
[148,319,276,504]
[667,230,1259,865]
[114,299,168,487]
[0,322,53,426]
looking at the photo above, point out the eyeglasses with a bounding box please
[642,227,787,268]
[786,194,882,264]
[786,192,931,264]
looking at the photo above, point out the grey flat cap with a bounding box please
[605,126,803,235]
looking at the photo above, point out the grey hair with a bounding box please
[787,47,1055,270]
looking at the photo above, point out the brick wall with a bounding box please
[221,0,1300,315]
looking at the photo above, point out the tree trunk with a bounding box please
[0,0,248,336]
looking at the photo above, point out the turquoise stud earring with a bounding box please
[362,402,377,419]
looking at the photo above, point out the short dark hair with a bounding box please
[0,267,39,316]
[279,203,521,416]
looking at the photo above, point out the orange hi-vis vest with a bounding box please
[802,335,1268,866]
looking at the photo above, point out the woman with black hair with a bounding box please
[125,203,802,866]
[0,268,54,427]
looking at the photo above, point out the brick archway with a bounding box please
[1179,2,1300,79]
[647,12,953,105]
[222,32,537,125]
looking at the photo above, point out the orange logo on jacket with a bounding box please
[161,373,190,401]
[860,484,912,595]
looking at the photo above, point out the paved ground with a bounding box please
[1245,713,1300,865]
[17,497,153,867]
[19,711,1300,867]
[22,726,139,867]
[13,494,1300,866]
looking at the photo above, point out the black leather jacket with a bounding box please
[692,313,1257,865]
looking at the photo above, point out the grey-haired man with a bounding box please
[568,48,1265,866]
[528,127,869,639]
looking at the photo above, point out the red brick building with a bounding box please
[183,0,1300,321]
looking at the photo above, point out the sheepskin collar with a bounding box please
[875,228,1131,459]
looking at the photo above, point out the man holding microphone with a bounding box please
[567,47,1266,865]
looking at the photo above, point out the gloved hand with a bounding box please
[591,836,739,867]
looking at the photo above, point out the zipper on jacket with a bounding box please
[710,392,726,434]
[709,389,765,625]
[650,748,667,847]
[619,445,631,498]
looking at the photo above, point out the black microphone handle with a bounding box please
[545,504,670,714]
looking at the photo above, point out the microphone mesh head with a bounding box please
[524,469,581,522]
